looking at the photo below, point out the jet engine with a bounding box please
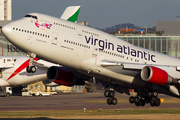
[47,66,85,86]
[42,79,60,87]
[141,66,177,85]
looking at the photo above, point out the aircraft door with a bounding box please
[75,24,82,36]
[92,42,98,56]
[52,32,58,45]
[27,31,32,41]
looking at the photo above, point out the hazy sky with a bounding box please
[12,0,180,29]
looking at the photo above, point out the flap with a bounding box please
[101,60,145,70]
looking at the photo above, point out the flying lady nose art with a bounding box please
[31,20,52,34]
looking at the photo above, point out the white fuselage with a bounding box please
[3,13,180,88]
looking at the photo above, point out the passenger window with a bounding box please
[7,59,11,62]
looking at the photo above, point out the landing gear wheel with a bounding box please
[108,90,115,98]
[140,100,145,106]
[134,97,140,106]
[112,98,118,105]
[107,98,112,105]
[135,102,140,106]
[104,90,109,98]
[150,98,155,106]
[30,66,36,73]
[152,92,158,98]
[134,97,140,104]
[26,66,31,73]
[129,96,134,104]
[154,98,161,106]
[26,66,36,73]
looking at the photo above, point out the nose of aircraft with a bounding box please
[2,23,12,37]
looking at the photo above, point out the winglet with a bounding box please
[60,6,81,23]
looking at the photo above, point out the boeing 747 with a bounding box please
[2,7,180,107]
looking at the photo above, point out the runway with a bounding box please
[0,91,179,111]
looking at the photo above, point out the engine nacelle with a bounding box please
[141,66,177,85]
[42,79,60,87]
[47,66,85,86]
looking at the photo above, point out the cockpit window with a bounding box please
[24,15,38,19]
[24,15,31,18]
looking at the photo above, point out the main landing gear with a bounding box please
[104,90,118,105]
[129,91,161,107]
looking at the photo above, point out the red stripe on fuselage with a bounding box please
[7,58,39,81]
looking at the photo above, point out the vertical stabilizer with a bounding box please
[60,6,81,23]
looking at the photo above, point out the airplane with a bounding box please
[0,56,52,87]
[0,56,84,88]
[0,6,83,88]
[2,7,180,107]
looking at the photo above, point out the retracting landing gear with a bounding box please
[129,90,161,107]
[129,96,145,106]
[104,90,118,105]
[149,92,161,107]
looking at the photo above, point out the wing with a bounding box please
[101,60,145,69]
[101,59,180,70]
[33,59,60,70]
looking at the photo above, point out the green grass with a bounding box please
[0,108,180,118]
